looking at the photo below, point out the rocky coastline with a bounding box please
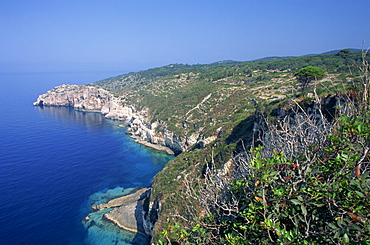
[33,84,176,239]
[33,84,185,155]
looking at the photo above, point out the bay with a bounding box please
[0,72,174,245]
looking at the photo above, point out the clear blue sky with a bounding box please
[1,0,369,73]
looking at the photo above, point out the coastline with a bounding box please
[33,84,181,156]
[134,139,175,155]
[33,84,177,241]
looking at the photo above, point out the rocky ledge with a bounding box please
[88,188,159,238]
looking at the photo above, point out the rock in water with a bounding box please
[91,188,155,237]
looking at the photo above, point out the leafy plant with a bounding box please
[294,66,326,92]
[153,50,370,244]
[160,114,369,244]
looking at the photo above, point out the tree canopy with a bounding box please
[294,66,326,91]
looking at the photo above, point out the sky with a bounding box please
[1,0,369,74]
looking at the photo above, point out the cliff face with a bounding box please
[33,84,186,154]
[33,84,132,119]
[126,119,185,154]
[33,84,109,109]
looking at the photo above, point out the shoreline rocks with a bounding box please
[134,139,175,155]
[88,188,158,238]
[92,188,149,211]
[33,84,186,155]
[33,84,185,238]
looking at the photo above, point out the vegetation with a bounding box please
[152,50,370,244]
[294,66,326,91]
[161,112,370,244]
[92,49,366,140]
[90,48,370,244]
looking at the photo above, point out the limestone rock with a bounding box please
[33,84,111,110]
[34,84,189,154]
[33,84,135,121]
[92,188,149,210]
[96,188,156,238]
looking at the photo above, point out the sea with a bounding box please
[0,71,175,245]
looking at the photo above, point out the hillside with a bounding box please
[91,49,364,153]
[88,49,370,243]
[35,49,369,243]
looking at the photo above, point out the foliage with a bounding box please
[89,48,370,244]
[90,50,367,145]
[158,112,370,245]
[93,50,366,94]
[154,50,370,244]
[294,66,326,91]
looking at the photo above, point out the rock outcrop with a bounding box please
[127,119,185,154]
[33,84,187,155]
[88,188,159,239]
[33,84,135,120]
[92,188,150,211]
[33,84,109,110]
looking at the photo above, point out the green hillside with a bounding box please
[91,49,369,244]
[92,49,364,147]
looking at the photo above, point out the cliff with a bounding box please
[33,84,134,120]
[33,84,185,155]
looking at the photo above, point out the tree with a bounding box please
[294,66,326,91]
[336,49,352,57]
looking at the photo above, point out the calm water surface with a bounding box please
[0,72,174,245]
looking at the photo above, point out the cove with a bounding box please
[0,73,174,245]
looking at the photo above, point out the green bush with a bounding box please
[158,110,370,245]
[218,113,370,244]
[294,66,326,92]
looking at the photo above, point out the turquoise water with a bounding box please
[0,72,174,245]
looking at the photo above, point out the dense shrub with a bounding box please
[156,51,370,244]
[158,112,370,244]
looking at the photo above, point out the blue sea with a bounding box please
[0,72,174,245]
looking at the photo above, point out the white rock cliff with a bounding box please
[34,84,185,154]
